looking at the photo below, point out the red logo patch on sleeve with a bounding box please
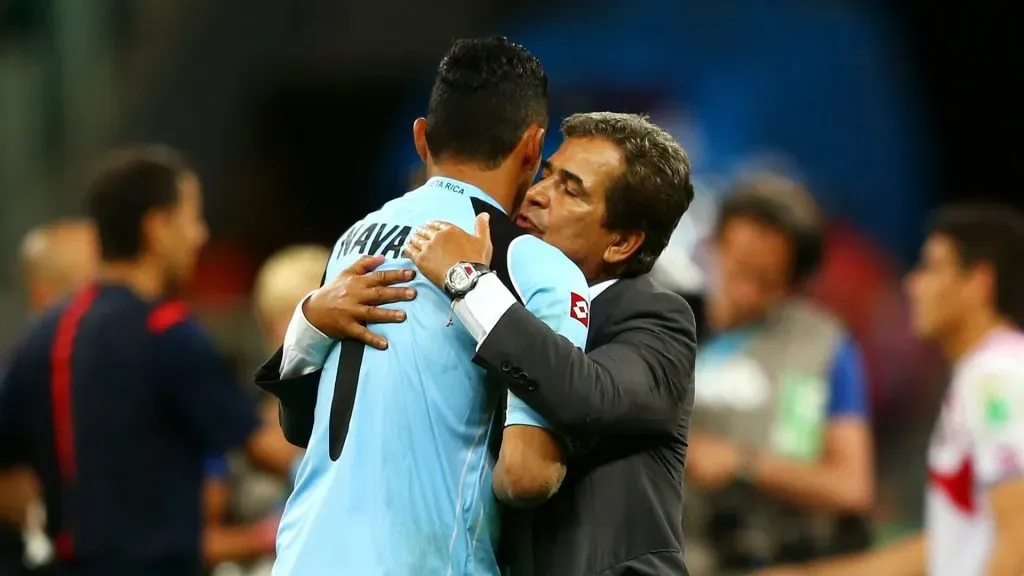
[147,301,191,334]
[569,292,589,327]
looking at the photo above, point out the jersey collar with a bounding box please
[423,176,506,214]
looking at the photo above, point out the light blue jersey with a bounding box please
[274,177,590,576]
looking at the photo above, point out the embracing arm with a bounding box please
[760,534,926,576]
[253,255,415,448]
[467,282,696,438]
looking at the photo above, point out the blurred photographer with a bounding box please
[683,175,874,574]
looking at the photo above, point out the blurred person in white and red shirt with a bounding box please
[761,204,1024,576]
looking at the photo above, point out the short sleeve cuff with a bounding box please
[281,291,335,378]
[453,273,517,350]
[505,396,554,430]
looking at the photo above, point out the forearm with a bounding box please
[246,425,302,476]
[0,467,36,528]
[203,524,271,566]
[467,298,683,436]
[750,451,874,513]
[800,534,926,576]
[987,537,1024,576]
[493,424,566,508]
[492,460,563,509]
[493,337,678,436]
[244,399,303,475]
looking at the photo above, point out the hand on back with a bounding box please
[304,255,416,350]
[304,211,493,350]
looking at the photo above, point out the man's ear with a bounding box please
[969,261,998,307]
[27,281,54,314]
[603,230,645,268]
[519,125,546,175]
[413,117,429,163]
[141,209,170,256]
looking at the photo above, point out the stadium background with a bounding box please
[0,0,1016,572]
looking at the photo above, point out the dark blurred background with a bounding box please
[0,0,1018,571]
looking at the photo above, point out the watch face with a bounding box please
[446,263,477,292]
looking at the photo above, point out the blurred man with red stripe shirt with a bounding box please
[0,146,259,576]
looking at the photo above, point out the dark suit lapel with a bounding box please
[586,278,630,348]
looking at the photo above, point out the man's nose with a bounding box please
[525,184,550,208]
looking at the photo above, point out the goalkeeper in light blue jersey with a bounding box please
[267,37,589,576]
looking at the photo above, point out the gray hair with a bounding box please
[560,112,694,276]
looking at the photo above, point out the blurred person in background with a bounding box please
[194,245,331,576]
[245,245,329,478]
[0,220,97,576]
[19,221,99,316]
[684,175,874,574]
[199,454,276,576]
[253,245,332,354]
[762,205,1024,576]
[5,220,281,576]
[0,146,260,576]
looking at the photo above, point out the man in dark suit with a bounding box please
[258,112,697,575]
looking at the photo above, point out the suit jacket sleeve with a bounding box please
[254,348,322,448]
[473,288,696,438]
[252,264,332,449]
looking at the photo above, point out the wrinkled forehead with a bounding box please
[546,137,626,199]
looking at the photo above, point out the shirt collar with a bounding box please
[423,176,506,214]
[590,278,618,299]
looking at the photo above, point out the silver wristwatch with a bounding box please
[443,262,493,300]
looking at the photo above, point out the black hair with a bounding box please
[425,36,548,169]
[86,145,192,260]
[717,174,823,285]
[929,203,1024,323]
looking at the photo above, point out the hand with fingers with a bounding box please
[403,213,493,290]
[302,255,417,350]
